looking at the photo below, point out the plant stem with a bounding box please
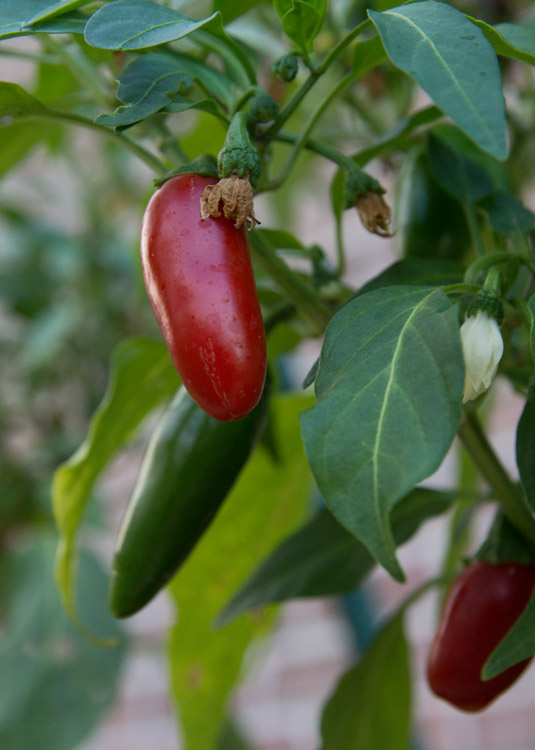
[249,231,332,332]
[271,69,361,187]
[458,410,535,544]
[272,130,354,172]
[334,213,346,279]
[0,48,60,64]
[20,111,167,174]
[265,73,320,141]
[463,202,487,258]
[464,252,513,285]
[318,19,373,74]
[353,105,442,167]
[443,283,481,296]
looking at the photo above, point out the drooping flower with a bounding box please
[460,310,504,403]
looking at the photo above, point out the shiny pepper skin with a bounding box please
[141,173,267,421]
[427,562,535,712]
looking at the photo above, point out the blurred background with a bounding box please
[2,0,535,748]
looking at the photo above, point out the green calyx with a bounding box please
[218,110,261,188]
[468,269,504,325]
[344,167,384,209]
[272,53,299,82]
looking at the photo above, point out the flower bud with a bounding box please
[272,54,299,82]
[461,310,504,403]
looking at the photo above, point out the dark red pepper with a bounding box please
[427,561,535,712]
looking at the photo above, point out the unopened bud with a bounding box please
[461,310,504,403]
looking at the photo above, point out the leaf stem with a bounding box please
[464,252,512,285]
[0,48,60,64]
[443,283,481,296]
[317,19,373,74]
[249,231,332,332]
[270,69,361,187]
[458,410,535,544]
[19,111,167,174]
[271,130,354,172]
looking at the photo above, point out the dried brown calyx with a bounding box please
[355,190,393,237]
[200,173,259,230]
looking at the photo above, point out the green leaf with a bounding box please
[218,488,453,625]
[98,94,217,128]
[516,399,535,515]
[353,35,387,75]
[320,615,411,750]
[0,532,126,750]
[273,0,294,20]
[96,52,234,127]
[21,0,92,26]
[52,338,179,628]
[357,258,464,296]
[355,105,442,167]
[158,51,237,105]
[428,130,497,204]
[0,4,86,38]
[281,2,321,52]
[134,52,233,104]
[212,0,265,24]
[0,81,47,117]
[485,192,535,237]
[300,286,464,580]
[468,19,535,66]
[258,227,305,251]
[0,120,57,177]
[84,0,254,86]
[368,2,507,159]
[483,589,535,680]
[97,60,194,126]
[0,0,84,34]
[167,394,313,750]
[84,0,220,50]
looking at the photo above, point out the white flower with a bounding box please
[461,310,504,403]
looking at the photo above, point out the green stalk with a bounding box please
[317,19,372,74]
[458,410,535,544]
[249,231,332,332]
[334,212,346,279]
[19,111,167,174]
[272,130,355,172]
[443,283,481,296]
[464,252,512,285]
[271,69,361,187]
[265,73,320,141]
[0,48,60,64]
[463,202,486,259]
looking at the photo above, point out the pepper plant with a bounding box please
[2,0,535,746]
